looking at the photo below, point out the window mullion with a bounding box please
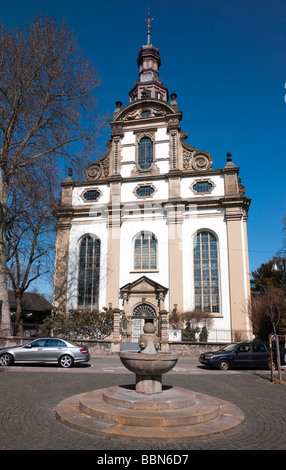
[91,239,95,310]
[208,233,212,313]
[84,237,88,310]
[200,233,204,311]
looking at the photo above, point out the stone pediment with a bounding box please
[120,276,168,298]
[111,99,181,123]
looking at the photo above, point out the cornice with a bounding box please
[59,194,251,221]
[72,167,227,188]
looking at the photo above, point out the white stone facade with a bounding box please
[53,33,251,342]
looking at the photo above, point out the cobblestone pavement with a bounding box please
[0,365,286,451]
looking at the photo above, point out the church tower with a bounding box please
[53,16,252,343]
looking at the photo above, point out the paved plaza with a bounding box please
[0,358,286,451]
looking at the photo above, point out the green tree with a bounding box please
[181,309,213,342]
[251,258,284,294]
[43,307,114,339]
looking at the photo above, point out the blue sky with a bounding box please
[1,0,286,294]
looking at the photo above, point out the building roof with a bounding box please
[8,291,52,312]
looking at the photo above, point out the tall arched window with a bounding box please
[78,235,100,310]
[134,231,157,270]
[193,231,220,313]
[138,136,153,169]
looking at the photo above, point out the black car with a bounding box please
[199,341,274,370]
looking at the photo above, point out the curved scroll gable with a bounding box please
[180,131,213,171]
[180,131,197,153]
[84,140,112,181]
[111,99,180,123]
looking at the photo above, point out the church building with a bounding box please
[52,19,252,343]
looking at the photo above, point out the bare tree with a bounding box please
[0,16,105,331]
[250,288,286,337]
[6,165,57,334]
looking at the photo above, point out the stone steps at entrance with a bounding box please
[55,385,245,442]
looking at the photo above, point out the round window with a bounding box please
[141,109,151,118]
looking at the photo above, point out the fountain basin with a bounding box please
[119,351,179,394]
[119,351,179,376]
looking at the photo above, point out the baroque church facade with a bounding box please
[52,22,252,342]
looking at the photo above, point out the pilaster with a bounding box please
[52,174,74,311]
[225,209,252,338]
[167,203,184,313]
[106,177,122,308]
[159,310,169,352]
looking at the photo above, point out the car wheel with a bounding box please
[218,359,230,370]
[0,353,14,366]
[58,355,74,368]
[267,360,277,370]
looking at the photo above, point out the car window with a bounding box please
[253,344,267,353]
[237,345,250,352]
[47,339,66,347]
[29,339,47,348]
[220,343,237,352]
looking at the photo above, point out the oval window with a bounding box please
[83,190,101,201]
[136,185,155,198]
[193,181,213,193]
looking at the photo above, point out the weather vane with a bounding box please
[144,9,154,45]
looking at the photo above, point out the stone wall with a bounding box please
[0,336,113,354]
[0,336,224,356]
[169,341,224,356]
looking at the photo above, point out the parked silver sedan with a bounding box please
[0,337,90,368]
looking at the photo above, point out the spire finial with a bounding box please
[144,9,154,45]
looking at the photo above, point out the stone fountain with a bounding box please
[55,323,245,441]
[119,322,179,394]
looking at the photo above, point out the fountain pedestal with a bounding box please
[136,374,161,394]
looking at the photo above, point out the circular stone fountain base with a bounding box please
[55,384,244,442]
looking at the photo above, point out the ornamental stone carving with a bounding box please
[180,131,213,172]
[84,142,111,181]
[84,162,102,181]
[122,106,167,121]
[192,151,213,171]
[183,150,193,170]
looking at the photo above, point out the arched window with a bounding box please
[134,231,157,270]
[138,136,153,169]
[193,231,220,313]
[78,235,100,310]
